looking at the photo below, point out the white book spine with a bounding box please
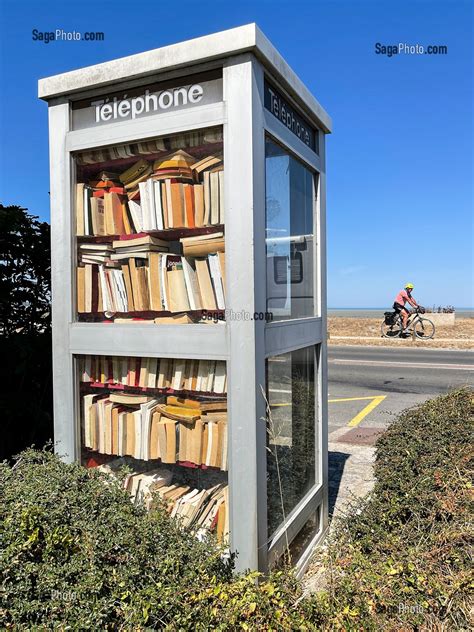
[115,269,128,312]
[128,200,143,234]
[83,187,90,236]
[181,258,197,310]
[208,254,225,309]
[153,180,164,230]
[160,254,168,311]
[205,423,214,466]
[146,178,157,230]
[98,266,113,312]
[83,395,92,448]
[138,182,150,231]
[165,180,173,228]
[134,411,142,460]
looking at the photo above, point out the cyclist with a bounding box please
[393,283,419,333]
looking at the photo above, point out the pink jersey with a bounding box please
[394,289,409,306]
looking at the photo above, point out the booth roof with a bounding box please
[38,23,331,133]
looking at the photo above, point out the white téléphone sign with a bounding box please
[72,78,223,130]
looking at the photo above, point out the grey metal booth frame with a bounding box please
[39,24,332,575]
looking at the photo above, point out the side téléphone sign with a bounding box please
[264,79,318,154]
[71,76,223,130]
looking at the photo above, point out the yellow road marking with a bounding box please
[271,394,387,427]
[347,396,386,427]
[328,396,381,403]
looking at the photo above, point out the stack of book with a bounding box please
[76,151,224,235]
[76,128,222,166]
[79,355,227,394]
[77,242,226,316]
[82,393,228,471]
[97,460,229,541]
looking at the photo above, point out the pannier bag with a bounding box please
[384,311,397,325]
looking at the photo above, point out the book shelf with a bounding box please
[40,24,331,575]
[75,127,225,324]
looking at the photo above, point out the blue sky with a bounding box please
[0,0,472,308]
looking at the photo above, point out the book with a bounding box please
[182,258,203,311]
[194,185,205,227]
[153,149,195,172]
[113,235,169,249]
[210,171,220,226]
[195,259,217,310]
[109,393,151,405]
[181,240,225,258]
[119,159,150,185]
[128,200,143,233]
[76,183,86,236]
[153,180,164,230]
[166,257,190,313]
[190,154,223,179]
[208,254,226,310]
[170,182,185,227]
[183,184,195,228]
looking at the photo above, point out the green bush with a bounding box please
[0,448,310,630]
[1,389,471,629]
[308,388,473,630]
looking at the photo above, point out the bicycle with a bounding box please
[381,307,436,340]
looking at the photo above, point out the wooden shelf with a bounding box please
[76,225,224,243]
[76,140,223,174]
[77,309,225,323]
[80,381,227,399]
[82,449,224,471]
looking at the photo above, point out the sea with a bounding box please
[328,308,474,319]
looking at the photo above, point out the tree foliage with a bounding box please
[0,204,51,336]
[0,205,53,460]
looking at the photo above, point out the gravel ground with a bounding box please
[328,318,473,350]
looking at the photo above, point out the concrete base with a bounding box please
[421,313,455,326]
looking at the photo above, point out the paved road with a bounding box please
[328,346,473,433]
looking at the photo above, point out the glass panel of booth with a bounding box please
[75,353,229,542]
[266,346,316,537]
[265,137,318,321]
[73,126,225,325]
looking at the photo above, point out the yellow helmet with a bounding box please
[405,283,414,289]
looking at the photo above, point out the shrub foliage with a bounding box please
[309,388,473,630]
[0,389,471,629]
[0,449,310,630]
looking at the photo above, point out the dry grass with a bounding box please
[328,317,473,350]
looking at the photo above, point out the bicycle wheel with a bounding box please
[381,319,402,338]
[414,317,435,340]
